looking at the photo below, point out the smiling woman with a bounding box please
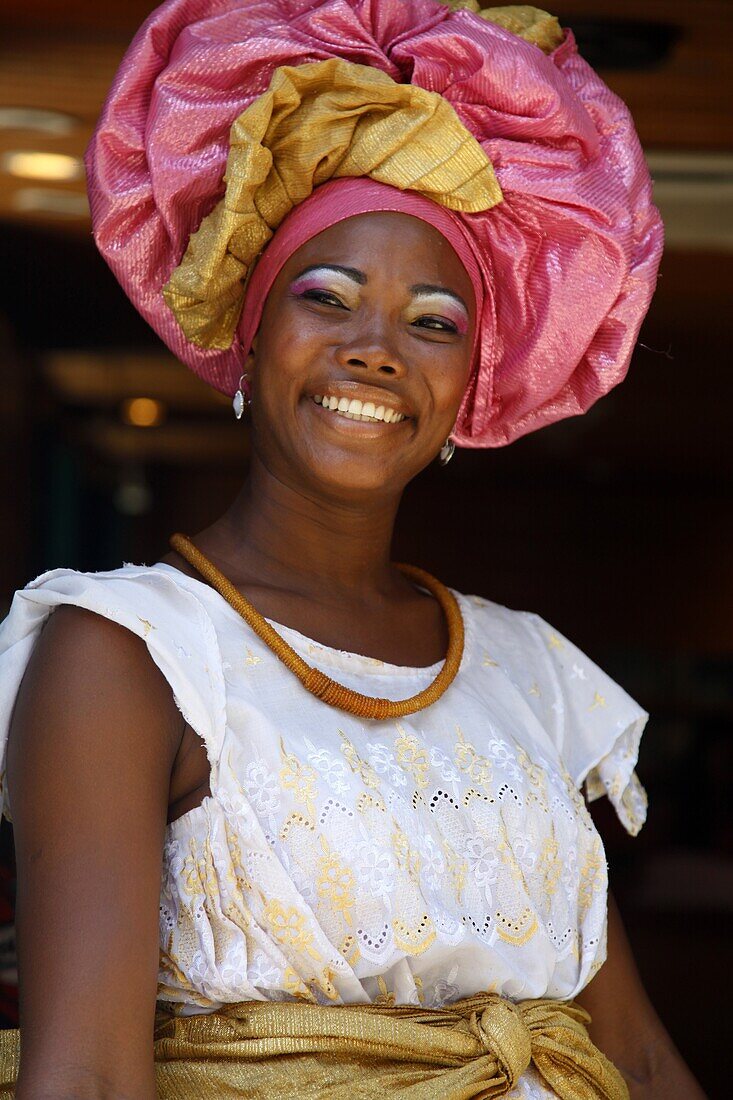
[244,204,477,499]
[0,1,705,1099]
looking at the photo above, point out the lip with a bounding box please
[307,380,414,419]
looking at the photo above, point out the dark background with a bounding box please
[1,2,732,1095]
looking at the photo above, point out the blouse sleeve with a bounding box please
[0,565,227,822]
[522,611,648,836]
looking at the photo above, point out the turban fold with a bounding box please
[86,0,663,447]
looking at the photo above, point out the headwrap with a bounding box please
[86,0,664,447]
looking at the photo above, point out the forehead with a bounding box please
[281,211,474,298]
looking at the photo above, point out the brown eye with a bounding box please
[412,315,459,334]
[300,289,348,309]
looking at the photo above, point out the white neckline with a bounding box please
[149,562,474,680]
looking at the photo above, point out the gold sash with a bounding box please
[0,993,628,1098]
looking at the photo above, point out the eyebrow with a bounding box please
[292,267,468,312]
[292,264,367,285]
[410,283,469,313]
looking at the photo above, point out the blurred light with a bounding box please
[122,397,167,428]
[11,188,88,217]
[2,150,83,181]
[0,107,78,135]
[114,479,153,516]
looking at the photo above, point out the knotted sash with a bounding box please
[151,994,629,1098]
[0,992,629,1097]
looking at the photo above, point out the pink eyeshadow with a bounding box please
[411,296,469,335]
[289,272,333,295]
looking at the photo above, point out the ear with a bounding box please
[245,334,258,373]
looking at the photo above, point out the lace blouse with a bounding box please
[0,563,648,1100]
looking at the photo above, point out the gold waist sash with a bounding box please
[0,993,629,1099]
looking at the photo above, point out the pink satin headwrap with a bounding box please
[86,0,664,447]
[238,178,489,435]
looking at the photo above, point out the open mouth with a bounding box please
[311,394,409,424]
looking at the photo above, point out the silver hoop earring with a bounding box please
[439,438,455,466]
[232,373,251,420]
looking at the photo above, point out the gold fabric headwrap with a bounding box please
[162,57,503,351]
[442,4,564,55]
[0,992,628,1098]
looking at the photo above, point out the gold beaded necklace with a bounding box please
[170,533,464,720]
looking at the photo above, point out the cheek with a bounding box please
[255,304,323,382]
[425,347,474,415]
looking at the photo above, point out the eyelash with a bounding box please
[413,315,459,334]
[297,289,460,334]
[298,289,348,308]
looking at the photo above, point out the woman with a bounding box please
[0,1,706,1097]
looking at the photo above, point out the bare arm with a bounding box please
[576,891,707,1099]
[6,605,183,1099]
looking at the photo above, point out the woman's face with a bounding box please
[247,211,476,499]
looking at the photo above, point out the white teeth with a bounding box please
[313,395,407,424]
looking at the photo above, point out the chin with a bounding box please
[306,455,407,499]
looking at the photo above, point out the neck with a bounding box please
[203,454,406,601]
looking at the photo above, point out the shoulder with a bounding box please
[21,597,173,695]
[456,590,649,834]
[457,589,549,661]
[10,597,184,751]
[0,564,228,803]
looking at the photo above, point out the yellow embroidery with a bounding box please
[223,820,247,891]
[279,810,316,841]
[589,691,607,711]
[282,966,315,1001]
[244,648,262,666]
[180,837,218,900]
[443,841,467,900]
[495,907,538,946]
[339,933,361,967]
[454,726,493,789]
[279,737,317,817]
[548,633,564,649]
[264,900,321,960]
[137,616,155,636]
[356,792,386,815]
[310,966,340,1001]
[394,725,430,789]
[374,975,396,1005]
[392,824,421,883]
[482,652,499,667]
[516,745,545,790]
[316,837,355,927]
[392,913,437,955]
[578,846,604,920]
[538,834,562,899]
[339,730,381,789]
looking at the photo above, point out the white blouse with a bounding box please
[0,563,648,1100]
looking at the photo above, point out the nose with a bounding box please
[334,315,407,377]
